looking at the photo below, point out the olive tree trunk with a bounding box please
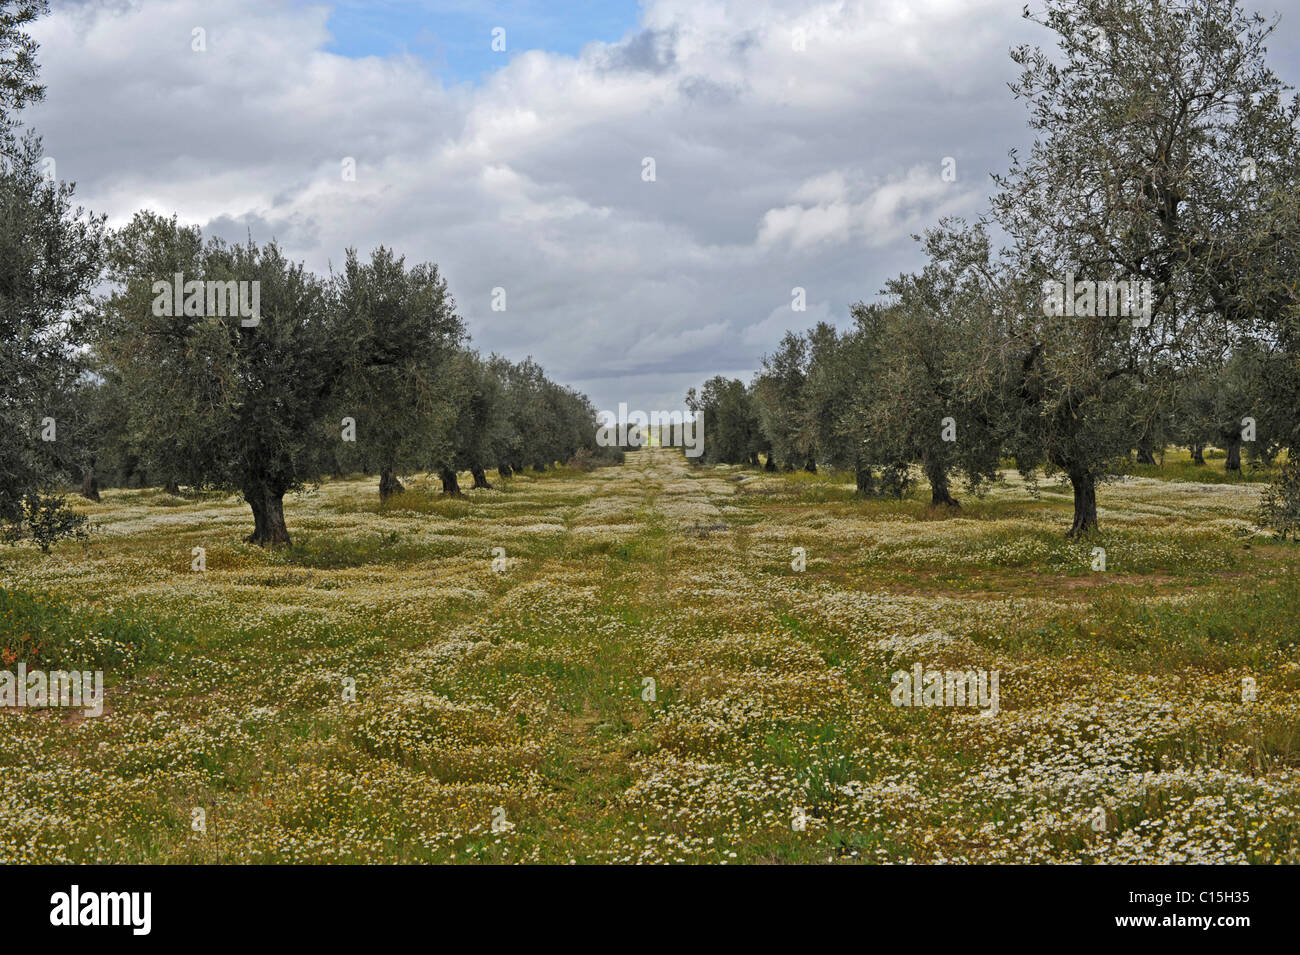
[1225,436,1242,471]
[923,456,959,507]
[379,468,405,501]
[80,472,100,502]
[855,465,874,496]
[245,483,290,546]
[1066,467,1098,537]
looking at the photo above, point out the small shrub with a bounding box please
[1258,460,1300,539]
[3,491,89,552]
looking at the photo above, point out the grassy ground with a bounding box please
[1,449,1297,863]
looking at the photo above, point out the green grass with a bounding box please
[0,451,1296,864]
[1124,446,1284,484]
[0,586,176,670]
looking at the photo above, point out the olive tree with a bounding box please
[991,0,1297,534]
[875,223,1008,507]
[99,214,341,545]
[330,246,465,500]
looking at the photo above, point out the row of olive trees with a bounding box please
[0,0,615,550]
[72,213,616,545]
[0,0,612,551]
[692,0,1300,537]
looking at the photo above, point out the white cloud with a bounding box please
[758,166,978,251]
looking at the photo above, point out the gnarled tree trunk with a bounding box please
[855,465,874,496]
[1191,443,1205,465]
[439,468,462,496]
[498,463,513,479]
[1225,436,1242,471]
[379,468,404,501]
[471,467,493,489]
[923,456,959,507]
[1066,467,1098,537]
[80,472,100,502]
[804,460,817,473]
[245,483,290,546]
[764,454,777,472]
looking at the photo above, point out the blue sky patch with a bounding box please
[317,0,642,82]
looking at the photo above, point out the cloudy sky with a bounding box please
[26,0,1300,412]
